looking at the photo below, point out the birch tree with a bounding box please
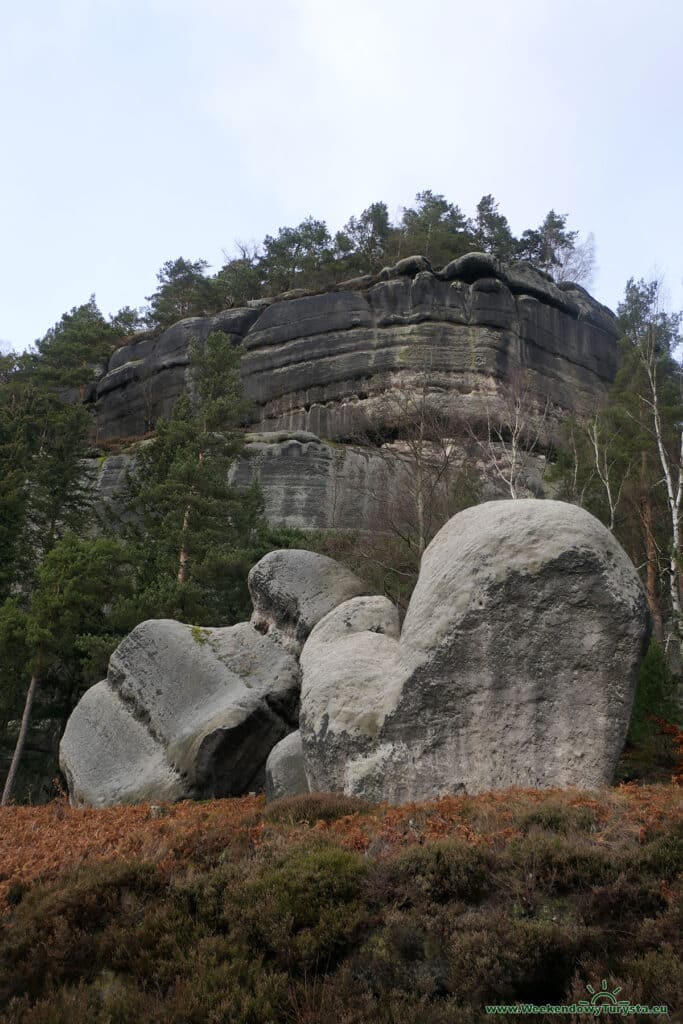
[617,277,683,652]
[466,370,551,499]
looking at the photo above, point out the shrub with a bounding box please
[262,791,373,826]
[505,833,621,894]
[227,844,370,972]
[518,801,597,835]
[376,840,492,906]
[0,861,164,1005]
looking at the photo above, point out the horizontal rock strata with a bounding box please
[85,258,618,443]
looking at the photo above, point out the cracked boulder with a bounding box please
[60,619,301,807]
[60,549,370,807]
[300,500,650,801]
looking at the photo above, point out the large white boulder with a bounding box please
[299,500,650,801]
[60,619,301,807]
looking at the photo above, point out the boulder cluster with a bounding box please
[61,500,650,807]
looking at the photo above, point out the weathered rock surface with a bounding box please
[300,500,649,801]
[228,432,550,531]
[265,731,309,800]
[249,549,370,652]
[89,429,549,536]
[90,307,261,441]
[86,258,618,443]
[238,260,617,442]
[229,436,398,530]
[60,551,370,807]
[60,619,301,807]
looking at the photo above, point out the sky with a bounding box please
[1,0,682,352]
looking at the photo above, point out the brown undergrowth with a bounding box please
[0,785,680,1022]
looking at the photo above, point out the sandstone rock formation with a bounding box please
[299,500,650,801]
[80,257,619,539]
[60,550,367,807]
[239,266,617,442]
[265,731,309,801]
[248,548,370,652]
[61,501,650,808]
[86,257,618,444]
[60,619,301,807]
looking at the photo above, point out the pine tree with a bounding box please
[0,536,133,805]
[517,210,579,277]
[259,218,335,293]
[471,194,517,261]
[399,190,470,265]
[117,332,295,626]
[145,258,220,327]
[0,353,95,599]
[32,296,128,390]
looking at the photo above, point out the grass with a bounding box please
[0,785,680,1022]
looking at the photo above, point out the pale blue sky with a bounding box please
[2,0,682,351]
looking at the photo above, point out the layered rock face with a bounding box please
[240,260,618,441]
[87,307,261,442]
[299,500,649,801]
[228,433,401,531]
[87,256,618,444]
[83,256,618,535]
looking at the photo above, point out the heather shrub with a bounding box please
[262,791,373,825]
[518,800,597,835]
[375,839,493,906]
[0,788,679,1022]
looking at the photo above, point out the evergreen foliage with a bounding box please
[32,296,139,389]
[140,191,596,328]
[629,641,679,746]
[0,535,135,804]
[144,257,218,327]
[114,331,303,626]
[0,322,302,800]
[517,209,579,276]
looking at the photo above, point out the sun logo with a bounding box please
[586,980,622,1004]
[577,979,632,1013]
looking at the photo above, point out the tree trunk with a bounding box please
[1,673,38,807]
[647,360,683,651]
[642,494,664,643]
[177,452,203,584]
[177,506,191,584]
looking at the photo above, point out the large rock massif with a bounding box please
[62,501,649,807]
[88,256,617,446]
[85,256,618,531]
